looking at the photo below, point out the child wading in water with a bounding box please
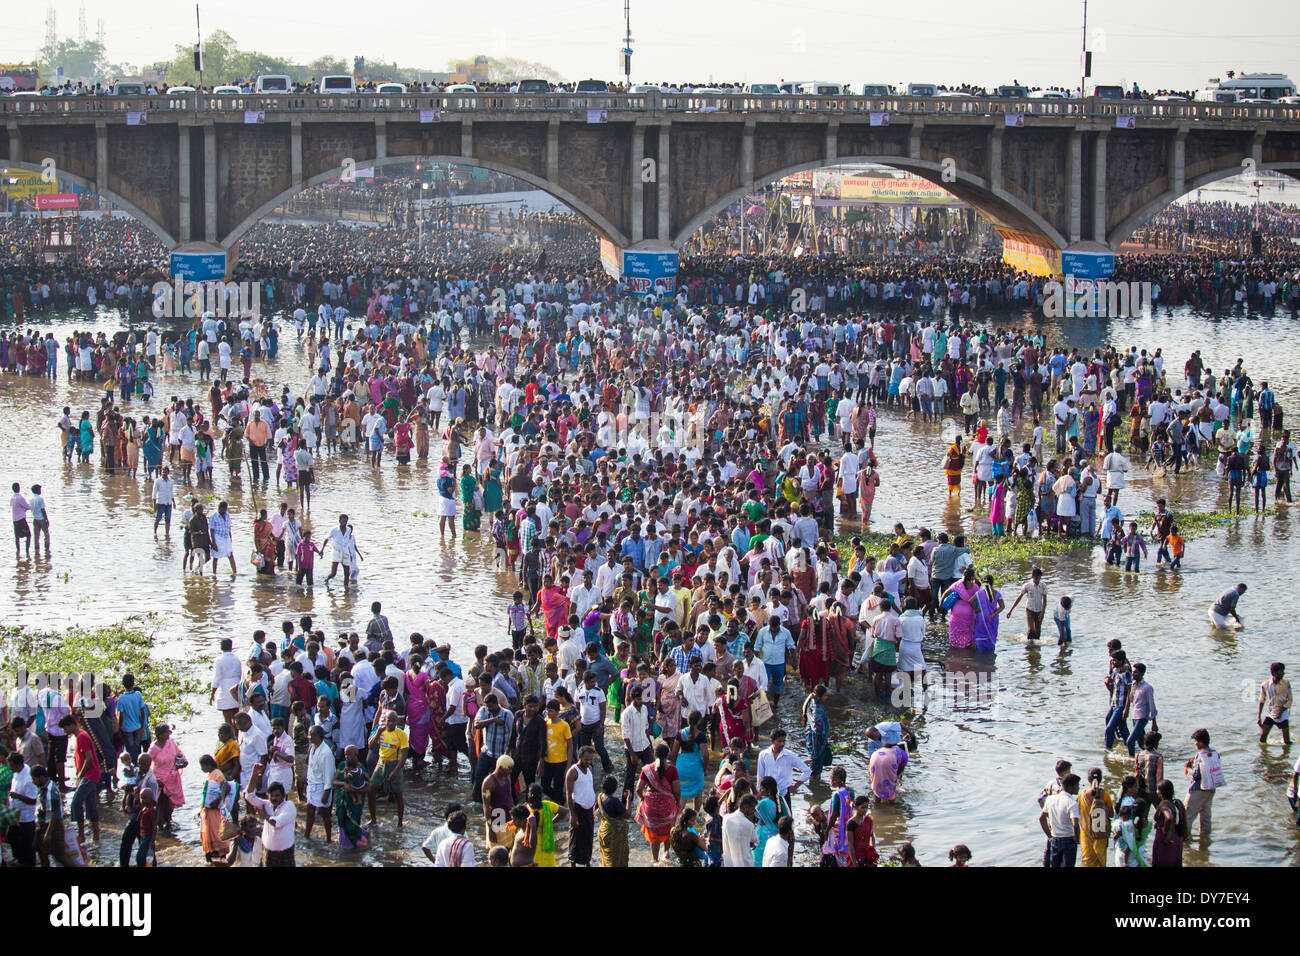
[1053,596,1073,646]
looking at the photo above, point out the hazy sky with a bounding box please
[5,0,1299,91]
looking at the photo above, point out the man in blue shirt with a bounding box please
[117,673,147,760]
[619,526,645,571]
[754,617,798,708]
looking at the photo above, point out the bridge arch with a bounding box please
[671,157,1069,252]
[1106,162,1300,248]
[0,160,178,248]
[221,155,629,251]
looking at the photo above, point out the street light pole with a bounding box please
[1080,0,1089,98]
[622,0,633,89]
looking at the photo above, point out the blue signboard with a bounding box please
[170,251,227,281]
[622,250,679,294]
[1061,250,1114,281]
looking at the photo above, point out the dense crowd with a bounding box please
[4,231,1295,865]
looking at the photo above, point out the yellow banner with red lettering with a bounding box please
[997,227,1062,277]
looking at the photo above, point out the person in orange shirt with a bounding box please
[246,410,272,482]
[1167,526,1185,571]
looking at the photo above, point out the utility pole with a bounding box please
[1080,0,1090,98]
[621,0,633,89]
[195,5,203,89]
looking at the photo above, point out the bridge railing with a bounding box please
[3,91,1299,122]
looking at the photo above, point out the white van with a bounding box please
[1216,73,1295,102]
[319,75,356,94]
[796,81,844,95]
[747,83,781,95]
[212,85,243,95]
[113,81,145,96]
[375,82,406,94]
[256,75,292,93]
[1195,88,1239,103]
[860,83,892,96]
[906,83,938,96]
[1027,89,1068,99]
[444,83,477,94]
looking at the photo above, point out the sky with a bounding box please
[5,0,1299,91]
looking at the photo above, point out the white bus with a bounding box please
[1215,73,1295,102]
[796,81,845,95]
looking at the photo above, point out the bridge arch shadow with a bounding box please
[1107,163,1300,248]
[0,160,178,248]
[221,155,626,251]
[672,157,1068,251]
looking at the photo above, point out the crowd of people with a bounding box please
[3,225,1296,866]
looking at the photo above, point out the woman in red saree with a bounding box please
[533,574,570,640]
[253,510,277,575]
[634,744,681,863]
[798,613,833,692]
[425,673,450,766]
[717,680,753,750]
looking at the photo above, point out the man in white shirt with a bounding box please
[235,712,269,793]
[721,794,760,867]
[756,729,810,798]
[678,657,713,719]
[567,571,601,624]
[1038,773,1081,867]
[209,637,243,722]
[244,783,297,864]
[433,810,477,867]
[303,725,337,840]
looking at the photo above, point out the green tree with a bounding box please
[38,38,111,84]
[304,55,346,80]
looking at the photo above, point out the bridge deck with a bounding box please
[2,91,1297,125]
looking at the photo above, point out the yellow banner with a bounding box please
[997,227,1062,277]
[1,168,57,201]
[839,174,958,205]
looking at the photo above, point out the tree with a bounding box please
[304,56,346,80]
[38,38,111,84]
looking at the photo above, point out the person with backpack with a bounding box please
[1077,767,1114,867]
[1183,727,1223,838]
[1150,779,1188,867]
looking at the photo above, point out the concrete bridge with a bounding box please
[4,91,1300,267]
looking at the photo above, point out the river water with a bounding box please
[2,301,1297,867]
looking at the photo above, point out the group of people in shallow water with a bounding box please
[3,231,1293,865]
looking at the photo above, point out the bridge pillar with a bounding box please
[742,119,755,189]
[1067,130,1082,244]
[204,124,217,243]
[4,122,19,163]
[290,119,302,186]
[178,125,191,243]
[1170,125,1187,199]
[825,120,838,165]
[1092,131,1107,244]
[1251,127,1266,168]
[989,123,1003,194]
[657,122,670,242]
[547,118,559,183]
[908,120,923,160]
[375,119,387,161]
[461,120,473,158]
[95,121,108,192]
[631,123,645,243]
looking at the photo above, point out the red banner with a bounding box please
[35,193,79,210]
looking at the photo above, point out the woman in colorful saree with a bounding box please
[334,745,370,850]
[634,743,680,864]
